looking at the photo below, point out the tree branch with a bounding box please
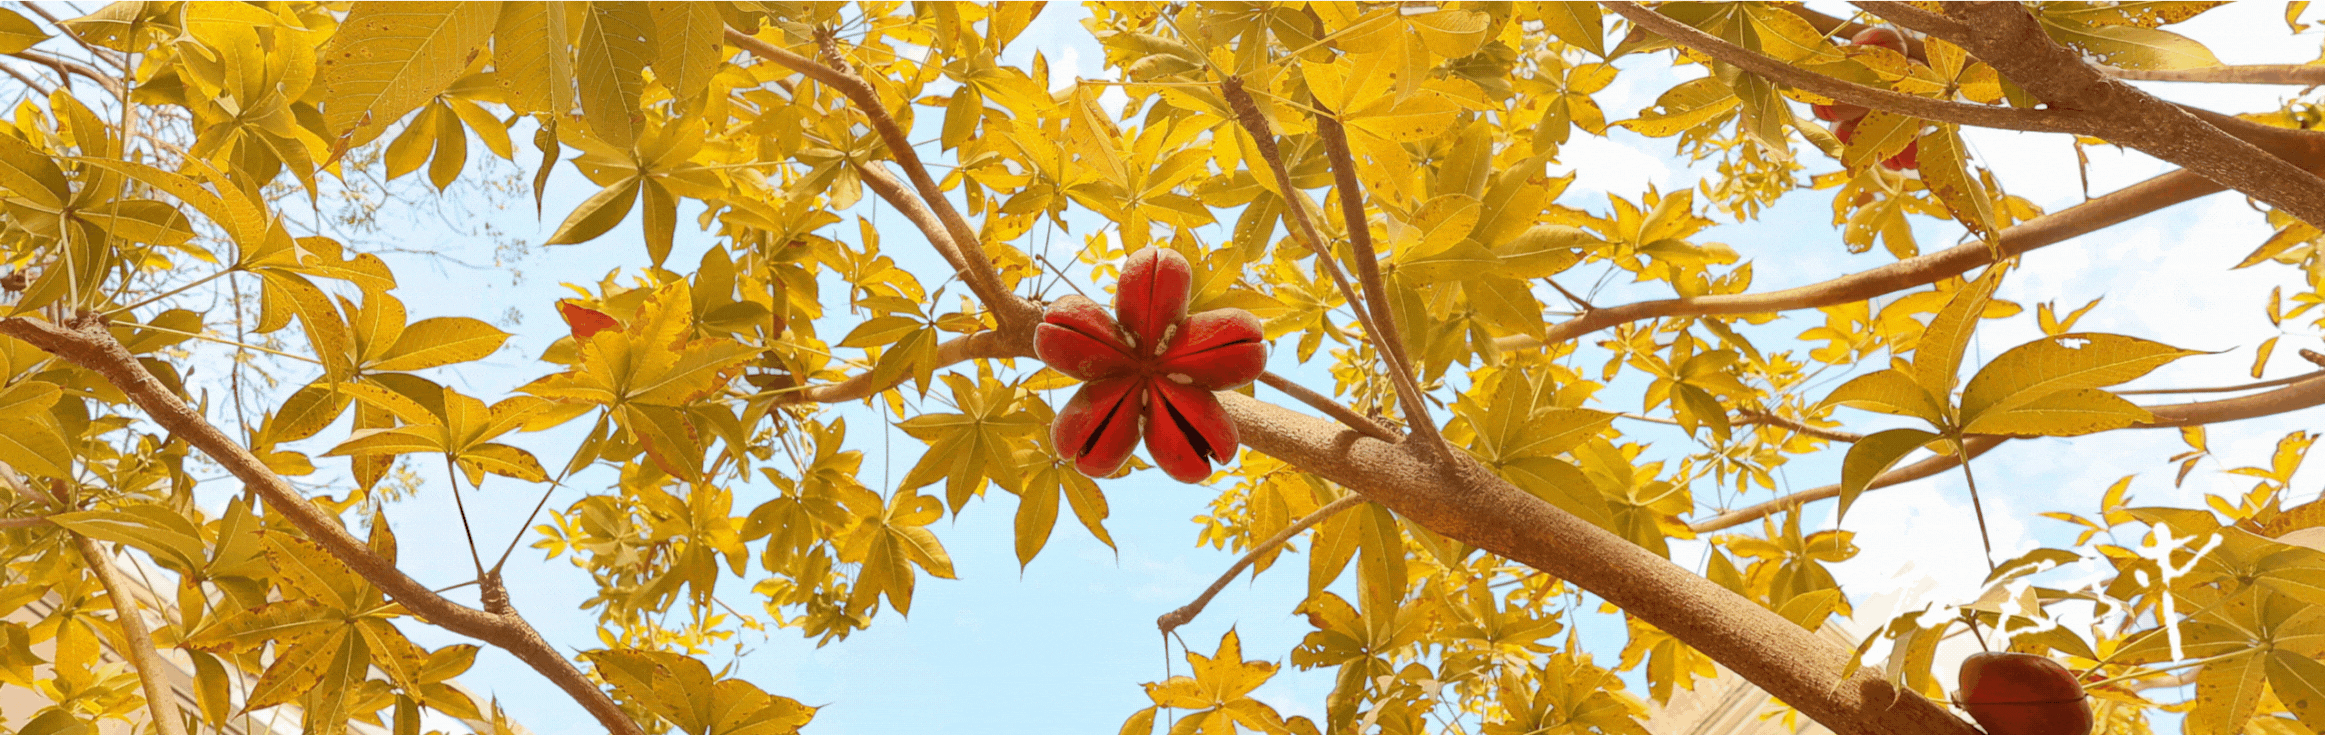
[1871,2,2325,227]
[1690,372,2325,532]
[7,48,123,97]
[724,26,1041,331]
[2106,64,2325,86]
[1217,391,1982,735]
[1218,75,1436,446]
[1501,166,2223,352]
[77,535,190,735]
[1156,493,1368,635]
[777,329,1023,405]
[0,313,645,735]
[1691,436,2009,533]
[1259,371,1400,443]
[1602,1,2077,134]
[1308,106,1441,445]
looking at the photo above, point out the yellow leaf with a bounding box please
[575,2,654,149]
[321,2,499,145]
[371,317,510,372]
[1958,333,2199,425]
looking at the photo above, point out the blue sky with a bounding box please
[161,3,2325,734]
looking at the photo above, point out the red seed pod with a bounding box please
[1852,27,1907,54]
[1883,140,1920,171]
[1116,246,1192,351]
[558,300,620,340]
[1144,379,1240,483]
[1052,378,1148,478]
[1157,309,1267,389]
[1955,653,2093,735]
[1813,102,1868,123]
[1036,294,1138,381]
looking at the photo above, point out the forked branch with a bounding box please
[1218,76,1440,446]
[0,313,645,735]
[725,26,1042,331]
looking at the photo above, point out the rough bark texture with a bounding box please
[0,313,646,735]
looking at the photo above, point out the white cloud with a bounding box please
[1549,135,1672,198]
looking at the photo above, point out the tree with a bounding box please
[1,2,2322,735]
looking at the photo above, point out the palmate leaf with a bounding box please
[584,650,815,735]
[1836,428,1937,522]
[320,3,499,146]
[835,489,954,616]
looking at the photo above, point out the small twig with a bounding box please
[1688,436,2009,533]
[1259,371,1400,443]
[1546,278,1596,311]
[1737,409,1865,443]
[1616,409,1863,443]
[2304,349,2325,369]
[1157,494,1369,634]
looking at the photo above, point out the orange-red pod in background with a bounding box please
[558,300,620,340]
[1852,27,1908,54]
[1955,652,2093,735]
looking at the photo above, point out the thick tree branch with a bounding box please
[77,535,190,735]
[725,26,1041,331]
[1501,166,2222,352]
[1602,1,2076,134]
[0,313,645,735]
[1258,371,1400,443]
[1218,392,1981,735]
[1871,2,2325,226]
[1156,493,1369,635]
[1309,107,1441,445]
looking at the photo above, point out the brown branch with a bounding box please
[1259,371,1400,443]
[1156,493,1368,635]
[724,26,1041,330]
[1690,436,2009,533]
[1218,76,1436,445]
[0,313,645,735]
[77,535,190,735]
[1308,106,1440,445]
[8,49,123,97]
[1690,372,2325,533]
[1873,2,2325,227]
[2107,65,2325,86]
[1602,1,2076,133]
[1217,391,1982,735]
[779,330,1023,405]
[2117,369,2325,396]
[1737,409,1864,443]
[1501,166,2223,352]
[2140,372,2325,427]
[856,162,976,284]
